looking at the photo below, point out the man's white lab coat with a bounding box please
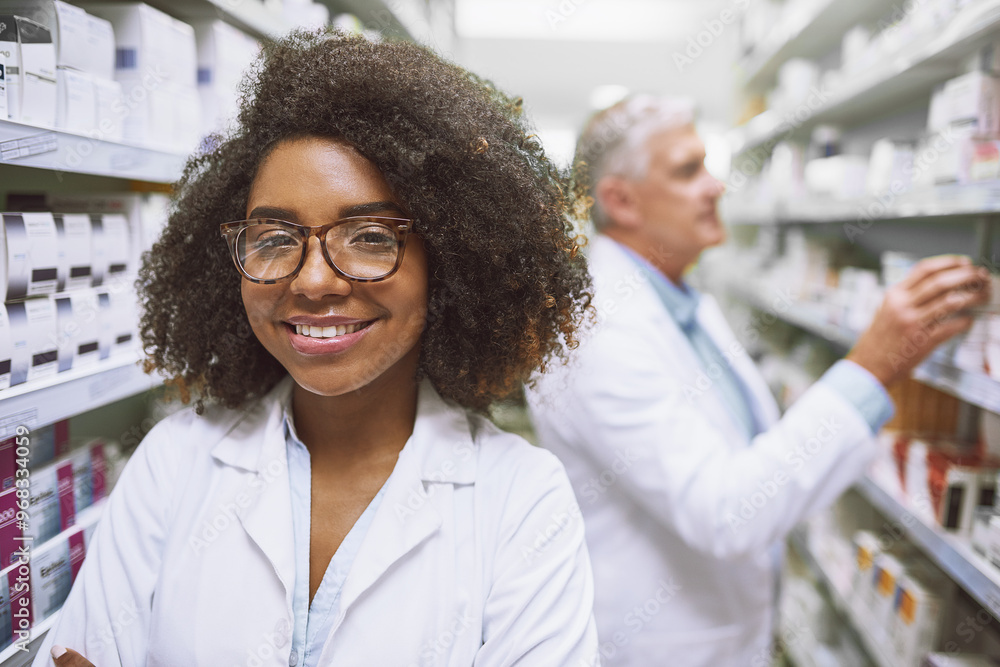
[34,377,598,666]
[526,235,878,666]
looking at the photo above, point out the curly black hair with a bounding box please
[138,29,592,414]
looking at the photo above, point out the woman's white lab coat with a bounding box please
[34,377,599,666]
[526,235,879,667]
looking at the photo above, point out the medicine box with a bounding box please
[0,51,7,119]
[0,1,114,79]
[0,558,32,650]
[55,66,95,132]
[55,289,100,372]
[0,14,56,126]
[0,303,11,391]
[54,213,94,291]
[2,212,59,300]
[7,296,58,385]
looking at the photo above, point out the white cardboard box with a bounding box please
[55,66,95,132]
[0,303,11,391]
[0,51,7,119]
[0,15,57,126]
[54,212,93,291]
[2,212,59,300]
[54,289,99,372]
[946,71,1000,135]
[91,212,130,289]
[7,296,58,384]
[0,1,114,79]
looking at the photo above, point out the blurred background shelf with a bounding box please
[0,120,187,185]
[723,184,1000,226]
[740,0,900,93]
[0,356,161,440]
[854,475,1000,621]
[737,0,1000,154]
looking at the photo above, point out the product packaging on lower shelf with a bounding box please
[0,303,11,391]
[55,289,101,372]
[891,562,952,667]
[7,296,58,385]
[30,522,85,624]
[2,212,59,300]
[0,557,33,651]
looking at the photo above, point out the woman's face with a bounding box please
[242,135,428,398]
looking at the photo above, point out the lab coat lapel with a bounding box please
[697,296,781,431]
[335,381,473,622]
[594,237,748,443]
[210,377,297,608]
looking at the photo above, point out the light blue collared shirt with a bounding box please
[621,247,895,436]
[284,407,388,667]
[622,247,762,441]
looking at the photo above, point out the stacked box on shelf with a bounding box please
[0,13,56,126]
[0,422,115,571]
[82,2,200,152]
[193,19,259,137]
[0,0,121,139]
[0,208,139,389]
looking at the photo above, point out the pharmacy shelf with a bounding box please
[0,500,109,666]
[95,0,292,41]
[855,475,1000,622]
[0,119,187,185]
[0,354,161,440]
[0,611,58,666]
[722,183,1000,226]
[730,283,1000,413]
[737,0,1000,155]
[741,0,897,92]
[787,528,891,667]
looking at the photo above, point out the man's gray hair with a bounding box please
[575,95,696,229]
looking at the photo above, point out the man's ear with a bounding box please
[595,175,642,229]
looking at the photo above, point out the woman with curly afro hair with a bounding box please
[40,29,598,667]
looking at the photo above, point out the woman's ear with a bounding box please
[595,175,642,230]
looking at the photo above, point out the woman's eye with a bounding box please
[252,232,298,252]
[350,227,396,246]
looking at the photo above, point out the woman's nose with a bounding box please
[289,236,352,298]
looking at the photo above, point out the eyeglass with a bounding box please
[220,216,414,284]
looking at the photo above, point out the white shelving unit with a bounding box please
[0,500,108,665]
[788,527,895,667]
[0,119,188,184]
[723,183,1000,226]
[735,0,1000,154]
[727,1,1000,663]
[0,355,162,440]
[740,0,899,93]
[730,280,1000,416]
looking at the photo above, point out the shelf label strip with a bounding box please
[1,132,58,161]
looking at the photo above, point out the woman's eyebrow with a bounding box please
[247,205,297,221]
[341,201,406,217]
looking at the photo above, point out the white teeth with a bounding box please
[294,322,365,338]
